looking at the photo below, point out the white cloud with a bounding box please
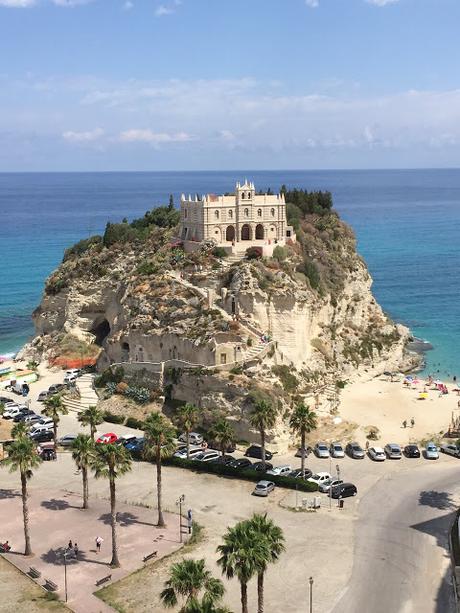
[0,0,35,6]
[366,0,399,5]
[62,128,104,142]
[155,4,173,16]
[119,129,192,143]
[122,0,133,9]
[52,0,94,6]
[305,0,319,7]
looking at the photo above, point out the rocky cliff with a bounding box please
[22,201,420,450]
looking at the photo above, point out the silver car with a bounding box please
[314,442,330,458]
[319,478,343,493]
[425,442,439,460]
[58,434,78,447]
[329,442,345,458]
[253,480,275,497]
[193,450,220,462]
[384,443,402,459]
[369,446,386,461]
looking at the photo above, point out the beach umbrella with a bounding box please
[434,379,443,385]
[418,392,428,400]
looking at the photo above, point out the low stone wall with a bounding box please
[449,510,460,611]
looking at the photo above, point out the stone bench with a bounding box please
[95,574,112,587]
[44,579,58,591]
[143,551,158,563]
[29,567,41,579]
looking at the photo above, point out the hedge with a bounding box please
[164,455,318,492]
[125,417,146,430]
[102,411,125,425]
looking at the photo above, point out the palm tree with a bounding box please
[248,399,277,470]
[2,437,42,555]
[143,412,176,527]
[78,405,104,441]
[11,420,29,440]
[91,443,132,567]
[42,394,68,449]
[217,520,268,613]
[185,601,231,613]
[71,434,94,509]
[177,403,199,459]
[289,402,317,477]
[247,514,285,613]
[160,558,225,613]
[209,419,236,457]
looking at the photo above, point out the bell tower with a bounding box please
[235,179,255,204]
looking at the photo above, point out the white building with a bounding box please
[179,180,295,254]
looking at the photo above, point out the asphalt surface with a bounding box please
[331,461,459,613]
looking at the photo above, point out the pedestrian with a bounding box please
[68,539,73,550]
[74,543,78,558]
[411,417,415,428]
[402,420,407,429]
[365,440,369,451]
[95,536,103,553]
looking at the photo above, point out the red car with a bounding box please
[96,432,118,445]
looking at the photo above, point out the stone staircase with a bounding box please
[62,374,99,414]
[244,338,267,360]
[223,253,244,266]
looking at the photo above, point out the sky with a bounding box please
[1,0,460,171]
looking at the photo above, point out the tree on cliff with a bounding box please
[143,412,176,527]
[78,405,104,441]
[289,403,317,478]
[176,403,200,460]
[91,443,132,567]
[71,434,94,510]
[248,399,277,470]
[42,394,68,451]
[209,418,236,457]
[2,436,42,556]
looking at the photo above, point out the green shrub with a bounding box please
[164,456,318,491]
[63,235,103,262]
[45,275,68,296]
[131,206,180,230]
[136,259,158,276]
[230,365,243,375]
[272,365,298,394]
[301,259,321,289]
[125,385,150,404]
[95,366,125,388]
[272,245,287,262]
[246,246,263,260]
[102,411,125,424]
[212,246,228,258]
[125,417,145,430]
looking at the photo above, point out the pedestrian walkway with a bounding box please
[63,374,99,414]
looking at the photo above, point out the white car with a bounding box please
[314,442,330,458]
[29,421,53,434]
[425,442,439,460]
[266,465,292,477]
[66,369,81,377]
[369,446,386,461]
[319,478,344,494]
[173,446,204,459]
[307,471,331,486]
[329,442,345,458]
[178,432,204,445]
[3,405,26,419]
[193,450,220,462]
[64,374,77,384]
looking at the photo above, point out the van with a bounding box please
[7,381,30,396]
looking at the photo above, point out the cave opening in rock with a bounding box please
[91,318,110,346]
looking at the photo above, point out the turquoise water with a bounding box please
[1,170,459,377]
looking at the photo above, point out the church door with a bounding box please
[241,224,251,241]
[255,224,264,240]
[226,225,235,242]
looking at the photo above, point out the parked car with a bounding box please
[289,468,313,480]
[346,442,365,459]
[384,443,402,459]
[307,472,331,486]
[252,480,275,497]
[295,447,310,458]
[425,442,439,460]
[440,443,460,458]
[23,413,42,425]
[244,445,273,460]
[319,479,344,494]
[34,417,54,429]
[208,454,235,466]
[29,430,54,443]
[29,422,53,435]
[228,457,252,470]
[96,432,118,445]
[331,482,357,499]
[125,437,144,458]
[329,442,345,458]
[13,409,36,422]
[178,432,204,445]
[252,461,274,473]
[207,439,236,453]
[116,434,138,446]
[65,369,81,377]
[64,374,77,384]
[173,446,204,459]
[37,391,50,402]
[48,384,65,395]
[58,434,78,447]
[266,465,292,477]
[0,396,12,404]
[314,442,330,458]
[193,450,220,463]
[368,446,386,461]
[404,444,421,458]
[3,405,26,419]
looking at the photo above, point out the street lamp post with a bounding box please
[309,576,313,613]
[176,494,185,542]
[63,549,68,603]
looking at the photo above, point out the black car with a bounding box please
[289,468,313,480]
[252,461,273,473]
[13,409,36,422]
[331,482,357,499]
[228,458,252,470]
[404,444,421,458]
[0,396,12,404]
[48,384,65,394]
[29,430,54,443]
[209,454,235,466]
[244,445,273,461]
[207,439,236,453]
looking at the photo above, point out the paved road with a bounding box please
[331,461,459,613]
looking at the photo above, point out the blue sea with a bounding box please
[0,170,459,377]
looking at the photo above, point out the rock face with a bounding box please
[22,207,419,450]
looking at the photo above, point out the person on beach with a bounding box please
[402,420,407,428]
[74,543,78,558]
[96,536,103,553]
[411,417,415,428]
[68,539,73,551]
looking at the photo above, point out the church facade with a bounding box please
[178,180,295,252]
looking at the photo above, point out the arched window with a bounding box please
[257,208,262,217]
[241,192,246,200]
[228,209,233,218]
[271,208,275,217]
[244,208,249,217]
[215,210,219,219]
